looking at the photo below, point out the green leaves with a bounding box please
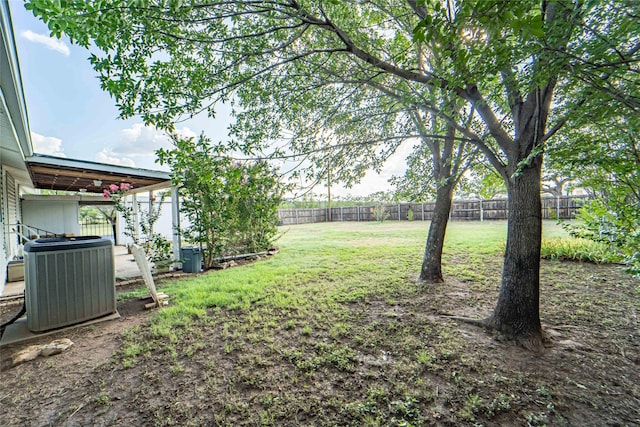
[412,17,432,43]
[565,198,640,277]
[25,0,640,230]
[156,134,283,267]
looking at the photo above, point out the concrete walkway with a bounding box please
[1,245,142,298]
[113,244,144,281]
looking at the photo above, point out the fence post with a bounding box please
[397,204,401,221]
[421,203,425,221]
[341,206,344,222]
[295,209,299,225]
[556,195,561,219]
[480,199,484,222]
[357,206,360,222]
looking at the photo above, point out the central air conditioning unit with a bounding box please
[24,236,117,332]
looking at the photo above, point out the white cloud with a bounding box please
[31,132,66,157]
[119,123,167,152]
[174,126,197,139]
[115,123,197,156]
[344,139,416,197]
[21,30,70,56]
[126,123,197,142]
[104,123,197,170]
[96,149,136,167]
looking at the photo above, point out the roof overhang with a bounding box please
[1,2,34,186]
[25,154,171,194]
[22,193,115,206]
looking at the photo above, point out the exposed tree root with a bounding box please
[516,333,546,354]
[441,314,489,328]
[416,275,445,285]
[441,314,547,354]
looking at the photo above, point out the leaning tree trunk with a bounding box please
[419,180,455,283]
[487,161,544,350]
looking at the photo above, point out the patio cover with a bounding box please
[23,154,181,263]
[25,154,171,193]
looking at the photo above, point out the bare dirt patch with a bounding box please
[0,288,154,424]
[1,260,639,426]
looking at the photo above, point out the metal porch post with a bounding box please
[171,186,181,264]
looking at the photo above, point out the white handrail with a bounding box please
[8,223,60,243]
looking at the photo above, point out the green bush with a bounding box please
[540,237,623,264]
[157,135,283,268]
[563,198,640,277]
[373,205,389,222]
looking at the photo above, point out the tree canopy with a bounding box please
[27,1,639,185]
[26,0,640,349]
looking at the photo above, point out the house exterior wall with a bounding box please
[116,198,177,246]
[0,226,5,287]
[1,1,34,292]
[3,168,18,252]
[1,167,23,291]
[0,164,6,286]
[22,199,81,236]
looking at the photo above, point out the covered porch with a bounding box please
[1,154,183,295]
[24,154,180,257]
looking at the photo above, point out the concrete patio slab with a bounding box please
[0,312,121,347]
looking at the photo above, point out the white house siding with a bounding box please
[3,169,19,256]
[0,225,5,288]
[0,165,6,288]
[22,199,81,237]
[0,168,22,292]
[116,197,187,247]
[0,164,4,249]
[4,172,19,249]
[1,1,34,292]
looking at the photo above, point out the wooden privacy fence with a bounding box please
[278,195,589,226]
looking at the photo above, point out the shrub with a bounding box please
[373,205,389,222]
[157,134,283,268]
[541,237,623,264]
[563,198,640,277]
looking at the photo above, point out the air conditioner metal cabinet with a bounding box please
[24,236,117,332]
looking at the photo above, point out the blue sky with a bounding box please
[10,1,409,197]
[10,1,229,171]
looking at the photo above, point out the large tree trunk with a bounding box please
[419,179,455,283]
[487,161,544,350]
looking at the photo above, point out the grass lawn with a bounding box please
[2,221,639,426]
